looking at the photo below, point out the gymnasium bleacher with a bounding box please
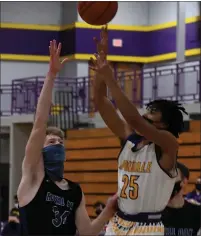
[65,120,201,218]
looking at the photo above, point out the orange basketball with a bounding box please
[78,1,118,25]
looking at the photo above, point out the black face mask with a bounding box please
[42,144,65,181]
[170,181,182,199]
[195,183,201,191]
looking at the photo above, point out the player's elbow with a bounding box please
[86,223,101,236]
[76,218,102,235]
[77,223,95,236]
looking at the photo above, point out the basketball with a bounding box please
[78,1,118,26]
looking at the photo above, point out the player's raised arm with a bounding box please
[94,73,132,140]
[92,26,132,140]
[21,40,68,180]
[91,53,188,169]
[98,61,178,151]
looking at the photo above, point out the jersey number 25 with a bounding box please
[120,174,139,200]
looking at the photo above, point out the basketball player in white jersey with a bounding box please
[91,26,188,235]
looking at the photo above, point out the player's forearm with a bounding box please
[94,77,111,118]
[94,76,112,117]
[94,75,107,104]
[94,76,128,139]
[34,72,56,127]
[103,75,141,129]
[89,208,112,235]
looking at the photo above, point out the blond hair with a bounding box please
[46,126,64,140]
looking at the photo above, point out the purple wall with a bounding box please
[0,21,200,57]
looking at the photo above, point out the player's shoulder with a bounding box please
[65,179,83,208]
[66,179,82,192]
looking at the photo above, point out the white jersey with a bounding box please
[118,136,176,215]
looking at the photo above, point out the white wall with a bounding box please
[77,2,199,26]
[148,2,177,25]
[61,2,78,24]
[1,61,48,84]
[78,2,149,25]
[59,61,89,78]
[1,2,62,25]
[148,2,200,25]
[111,2,148,25]
[185,2,200,18]
[1,60,89,85]
[76,62,89,77]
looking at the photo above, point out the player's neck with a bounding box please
[54,179,69,190]
[168,194,185,208]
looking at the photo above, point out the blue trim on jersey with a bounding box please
[118,132,145,159]
[126,133,144,145]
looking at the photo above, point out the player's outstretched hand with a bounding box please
[90,51,114,81]
[48,40,69,76]
[93,25,108,59]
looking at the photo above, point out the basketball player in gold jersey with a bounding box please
[91,26,188,235]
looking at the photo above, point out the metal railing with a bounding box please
[0,60,200,130]
[0,85,13,117]
[141,61,200,104]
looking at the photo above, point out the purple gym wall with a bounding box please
[0,21,200,57]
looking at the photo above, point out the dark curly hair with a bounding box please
[146,99,188,138]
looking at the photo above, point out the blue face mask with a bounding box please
[42,144,65,181]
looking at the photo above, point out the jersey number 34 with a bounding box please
[120,174,139,200]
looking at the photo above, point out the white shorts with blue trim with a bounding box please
[105,213,164,235]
